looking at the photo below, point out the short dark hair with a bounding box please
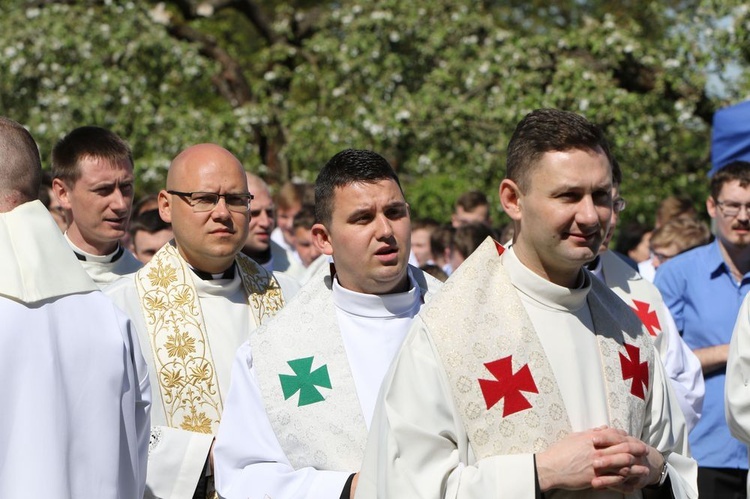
[314,149,402,226]
[412,217,440,232]
[614,221,650,255]
[455,190,488,212]
[506,109,614,192]
[52,126,133,183]
[0,117,42,205]
[430,224,454,259]
[129,209,171,239]
[451,223,496,259]
[710,161,750,200]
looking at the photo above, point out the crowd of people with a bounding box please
[3,104,750,499]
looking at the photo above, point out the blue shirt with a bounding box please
[655,239,750,469]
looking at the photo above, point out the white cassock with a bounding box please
[0,200,151,499]
[725,292,750,496]
[214,264,442,499]
[106,243,299,499]
[65,232,143,288]
[356,239,697,499]
[592,251,705,431]
[268,239,307,280]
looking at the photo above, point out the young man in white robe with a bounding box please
[588,169,704,432]
[213,149,442,499]
[356,109,697,498]
[106,144,299,499]
[0,116,151,498]
[51,126,142,287]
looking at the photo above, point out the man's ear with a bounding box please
[158,190,172,223]
[706,195,717,220]
[500,179,523,222]
[51,177,72,210]
[311,223,334,256]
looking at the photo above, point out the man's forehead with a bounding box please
[76,155,133,180]
[718,179,750,199]
[333,179,403,201]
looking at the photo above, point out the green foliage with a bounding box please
[0,1,253,194]
[1,0,749,226]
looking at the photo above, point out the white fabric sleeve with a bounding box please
[145,426,213,499]
[356,319,537,499]
[214,342,352,499]
[121,312,152,498]
[656,303,705,433]
[640,343,699,499]
[726,294,750,445]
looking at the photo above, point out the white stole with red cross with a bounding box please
[424,238,655,460]
[599,250,671,351]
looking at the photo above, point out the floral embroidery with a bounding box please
[165,331,196,359]
[147,262,177,288]
[180,408,213,434]
[137,244,285,435]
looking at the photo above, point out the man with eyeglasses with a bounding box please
[656,160,750,498]
[106,143,299,499]
[241,173,305,280]
[588,163,704,433]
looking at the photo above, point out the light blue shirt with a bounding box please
[655,239,750,469]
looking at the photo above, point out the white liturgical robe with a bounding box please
[65,233,143,288]
[214,264,442,499]
[592,251,704,432]
[0,200,151,499]
[725,292,750,496]
[106,244,299,499]
[356,240,697,499]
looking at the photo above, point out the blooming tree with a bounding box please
[2,0,749,223]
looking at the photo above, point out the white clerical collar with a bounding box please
[331,268,421,319]
[64,232,123,263]
[504,246,590,312]
[191,267,242,297]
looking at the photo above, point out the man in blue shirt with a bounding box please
[656,160,750,498]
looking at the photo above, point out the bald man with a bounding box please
[242,173,305,280]
[106,144,299,499]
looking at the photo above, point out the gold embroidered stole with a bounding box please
[136,244,285,435]
[425,239,654,460]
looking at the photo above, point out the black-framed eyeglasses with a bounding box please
[715,200,750,218]
[613,197,627,214]
[167,190,254,213]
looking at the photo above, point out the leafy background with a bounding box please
[2,0,749,228]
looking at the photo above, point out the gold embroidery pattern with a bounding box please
[136,245,286,436]
[137,247,221,434]
[236,253,285,325]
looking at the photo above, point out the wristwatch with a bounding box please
[647,453,669,488]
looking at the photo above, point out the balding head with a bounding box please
[159,144,250,272]
[166,144,245,191]
[0,117,42,212]
[242,172,277,255]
